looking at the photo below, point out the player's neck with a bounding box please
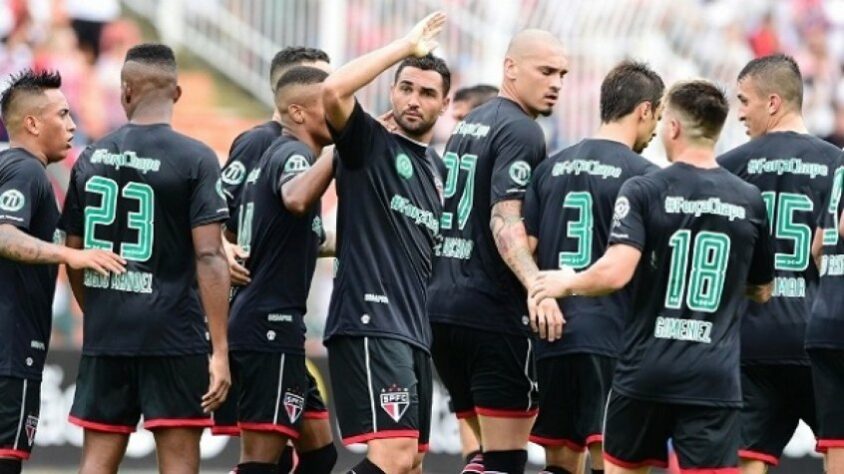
[8,138,48,165]
[498,87,537,119]
[765,112,808,135]
[594,122,636,149]
[283,127,323,156]
[128,103,174,126]
[394,127,433,146]
[673,146,718,169]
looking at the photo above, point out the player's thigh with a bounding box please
[152,427,203,474]
[673,405,740,471]
[69,356,140,434]
[602,391,670,471]
[809,350,844,453]
[326,337,423,446]
[471,330,538,417]
[739,365,800,465]
[138,354,212,431]
[0,377,40,461]
[430,323,475,416]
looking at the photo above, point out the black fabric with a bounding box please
[608,163,774,406]
[0,148,59,380]
[60,123,229,356]
[221,120,283,219]
[431,323,537,416]
[0,459,21,474]
[325,100,443,351]
[349,457,386,474]
[718,132,842,364]
[236,462,278,474]
[0,376,40,460]
[808,349,844,447]
[294,442,337,474]
[541,466,573,474]
[739,364,817,462]
[482,449,528,474]
[428,97,547,336]
[277,449,293,474]
[523,139,657,358]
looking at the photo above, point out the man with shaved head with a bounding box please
[59,43,231,474]
[0,70,124,474]
[427,28,567,474]
[718,53,843,473]
[225,65,337,474]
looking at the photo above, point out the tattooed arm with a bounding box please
[0,224,124,272]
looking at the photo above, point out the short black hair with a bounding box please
[454,84,498,107]
[667,80,729,142]
[275,66,329,92]
[394,54,451,96]
[0,68,62,123]
[270,47,330,90]
[737,54,803,108]
[600,61,665,123]
[124,43,177,70]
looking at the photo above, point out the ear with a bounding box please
[440,95,451,116]
[288,104,305,124]
[23,115,39,136]
[768,93,781,115]
[504,57,517,80]
[121,82,132,105]
[173,84,182,103]
[637,101,653,121]
[670,117,681,140]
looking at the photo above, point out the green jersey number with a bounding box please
[84,176,155,261]
[761,192,813,271]
[823,167,844,246]
[665,230,731,313]
[440,152,478,230]
[558,191,593,269]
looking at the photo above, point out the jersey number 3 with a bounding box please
[84,176,155,262]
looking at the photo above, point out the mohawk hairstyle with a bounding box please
[125,43,177,70]
[270,47,330,91]
[0,68,62,122]
[394,53,451,95]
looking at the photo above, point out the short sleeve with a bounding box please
[523,162,547,238]
[221,132,266,216]
[608,177,648,250]
[747,194,775,285]
[276,146,315,193]
[489,118,546,204]
[328,100,382,170]
[190,148,229,228]
[59,156,90,236]
[0,158,47,231]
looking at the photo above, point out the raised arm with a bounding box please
[322,12,445,131]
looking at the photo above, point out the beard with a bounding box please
[394,111,436,137]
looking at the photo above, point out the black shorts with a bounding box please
[603,390,740,471]
[327,336,432,452]
[69,355,212,433]
[530,354,614,450]
[211,376,240,436]
[809,349,844,452]
[739,364,817,466]
[0,377,40,460]
[232,351,328,439]
[431,323,538,419]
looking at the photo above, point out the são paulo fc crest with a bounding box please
[396,153,414,180]
[508,161,531,186]
[25,415,38,446]
[221,160,246,185]
[283,391,305,423]
[0,189,25,212]
[380,385,410,422]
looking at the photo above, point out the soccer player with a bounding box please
[60,44,231,474]
[321,12,449,474]
[530,80,775,474]
[808,157,844,474]
[0,69,125,474]
[524,61,664,474]
[717,54,842,473]
[451,84,499,122]
[426,29,567,474]
[227,66,336,474]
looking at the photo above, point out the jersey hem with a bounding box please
[612,385,742,408]
[428,317,530,337]
[535,346,618,360]
[228,345,306,355]
[81,347,210,357]
[324,331,430,354]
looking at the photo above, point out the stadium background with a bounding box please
[1,0,842,471]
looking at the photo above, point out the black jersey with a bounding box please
[718,132,841,365]
[228,135,323,354]
[523,139,658,359]
[220,120,282,218]
[609,163,774,407]
[428,97,547,335]
[0,149,59,380]
[60,123,229,356]
[323,101,443,351]
[807,159,844,349]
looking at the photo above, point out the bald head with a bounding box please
[506,29,565,60]
[502,29,567,118]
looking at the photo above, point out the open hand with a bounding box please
[405,11,447,57]
[202,352,231,413]
[66,248,126,276]
[224,240,250,286]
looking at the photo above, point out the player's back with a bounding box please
[62,123,228,356]
[610,163,772,406]
[524,139,657,357]
[428,97,546,335]
[718,131,841,364]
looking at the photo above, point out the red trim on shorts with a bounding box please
[68,415,135,434]
[238,422,300,439]
[0,448,30,460]
[603,451,668,469]
[455,409,477,419]
[817,439,844,452]
[342,429,420,445]
[144,418,213,430]
[585,433,603,446]
[418,443,429,453]
[303,410,329,420]
[528,434,586,451]
[680,468,739,474]
[738,449,779,466]
[210,426,241,436]
[475,406,538,418]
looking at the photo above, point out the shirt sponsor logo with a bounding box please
[452,121,491,138]
[380,386,410,422]
[221,161,246,185]
[284,391,305,423]
[509,161,531,186]
[284,155,311,174]
[0,189,25,212]
[654,316,712,344]
[364,293,389,304]
[552,160,622,179]
[30,340,45,350]
[747,157,828,178]
[664,196,746,221]
[396,153,414,180]
[90,149,161,174]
